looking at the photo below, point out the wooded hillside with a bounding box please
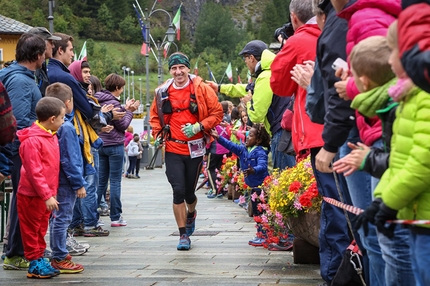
[3,0,291,82]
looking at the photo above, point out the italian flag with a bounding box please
[78,41,87,61]
[163,42,170,58]
[194,55,200,75]
[236,68,242,84]
[172,4,182,41]
[225,62,233,82]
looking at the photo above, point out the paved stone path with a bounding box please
[1,166,323,285]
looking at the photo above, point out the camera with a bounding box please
[273,23,294,42]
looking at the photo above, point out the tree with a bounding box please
[118,15,141,44]
[194,2,244,59]
[30,8,48,28]
[97,3,114,30]
[258,1,281,43]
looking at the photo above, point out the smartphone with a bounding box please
[332,58,348,71]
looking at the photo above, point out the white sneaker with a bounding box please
[97,219,105,226]
[66,234,90,256]
[111,216,127,227]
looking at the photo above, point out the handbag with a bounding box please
[278,96,295,156]
[331,173,366,286]
[86,95,107,133]
[277,129,295,156]
[305,60,325,124]
[331,240,365,286]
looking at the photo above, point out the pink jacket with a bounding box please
[338,0,401,145]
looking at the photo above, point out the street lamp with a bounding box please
[122,66,127,104]
[48,0,54,33]
[126,67,131,99]
[131,70,135,100]
[138,78,142,112]
[165,24,176,43]
[156,25,177,85]
[142,5,176,148]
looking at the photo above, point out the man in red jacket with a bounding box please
[270,0,323,158]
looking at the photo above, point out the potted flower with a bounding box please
[259,157,321,247]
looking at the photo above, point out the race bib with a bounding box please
[188,138,205,158]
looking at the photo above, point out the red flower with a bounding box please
[289,181,302,193]
[263,175,272,187]
[299,195,312,207]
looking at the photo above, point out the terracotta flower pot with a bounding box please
[286,211,320,248]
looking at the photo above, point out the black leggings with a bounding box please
[165,152,202,205]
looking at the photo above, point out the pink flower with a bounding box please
[261,215,269,224]
[251,192,258,202]
[293,201,303,210]
[259,190,266,202]
[238,195,246,204]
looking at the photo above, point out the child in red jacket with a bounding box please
[16,97,65,279]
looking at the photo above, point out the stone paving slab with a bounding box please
[0,166,323,285]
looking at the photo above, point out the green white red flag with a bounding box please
[194,55,200,75]
[172,4,182,41]
[225,62,233,82]
[78,41,87,61]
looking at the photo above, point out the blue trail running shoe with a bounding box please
[186,210,197,236]
[27,258,55,279]
[248,237,266,247]
[177,234,191,250]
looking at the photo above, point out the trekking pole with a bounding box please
[146,125,170,170]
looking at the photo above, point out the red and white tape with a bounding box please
[323,197,430,225]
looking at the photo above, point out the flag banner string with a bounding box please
[323,197,430,225]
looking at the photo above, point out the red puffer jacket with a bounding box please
[399,2,430,93]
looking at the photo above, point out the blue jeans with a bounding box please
[378,226,415,286]
[50,185,76,260]
[370,139,415,285]
[271,130,296,170]
[409,232,430,286]
[98,144,124,222]
[370,139,383,193]
[70,148,99,228]
[310,148,351,284]
[340,127,385,286]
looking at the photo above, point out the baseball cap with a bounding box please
[27,27,61,40]
[239,40,268,57]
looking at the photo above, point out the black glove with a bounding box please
[354,198,382,236]
[374,203,398,238]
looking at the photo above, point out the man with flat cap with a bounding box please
[150,52,223,251]
[207,40,295,172]
[27,27,61,96]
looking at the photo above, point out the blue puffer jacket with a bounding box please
[0,62,42,156]
[0,62,41,131]
[47,58,93,120]
[57,115,86,191]
[94,90,133,147]
[217,136,269,188]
